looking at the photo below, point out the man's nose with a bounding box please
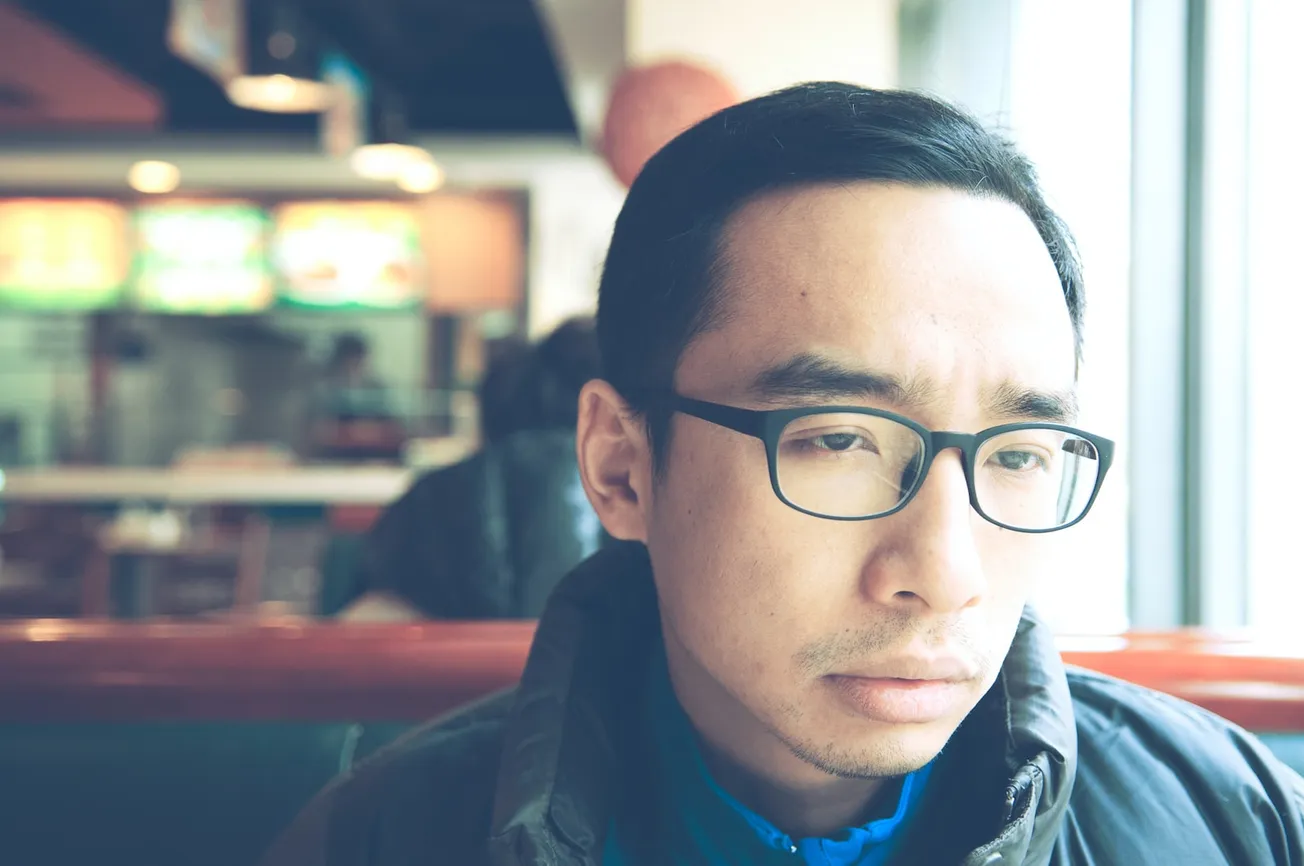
[860,449,987,614]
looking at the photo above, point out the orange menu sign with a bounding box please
[0,199,129,309]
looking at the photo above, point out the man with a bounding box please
[265,83,1304,864]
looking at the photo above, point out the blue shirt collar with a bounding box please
[646,646,934,865]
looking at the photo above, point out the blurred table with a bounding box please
[81,516,271,618]
[0,467,420,619]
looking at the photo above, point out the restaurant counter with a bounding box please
[0,462,455,619]
[0,465,415,506]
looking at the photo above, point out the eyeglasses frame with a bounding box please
[654,393,1116,534]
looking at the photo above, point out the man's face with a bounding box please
[646,183,1078,781]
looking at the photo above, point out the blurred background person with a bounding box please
[330,317,604,621]
[319,332,391,423]
[311,332,405,463]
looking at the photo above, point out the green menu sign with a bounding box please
[132,202,273,314]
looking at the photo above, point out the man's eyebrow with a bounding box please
[985,382,1080,423]
[746,353,936,409]
[747,354,1080,423]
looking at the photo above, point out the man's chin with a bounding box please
[778,713,960,780]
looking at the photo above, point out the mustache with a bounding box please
[793,611,990,677]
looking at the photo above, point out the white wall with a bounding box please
[627,0,898,96]
[526,158,626,338]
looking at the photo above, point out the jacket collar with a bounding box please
[963,611,1078,866]
[486,543,1078,866]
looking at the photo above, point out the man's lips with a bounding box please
[832,655,975,683]
[823,655,978,724]
[825,674,970,724]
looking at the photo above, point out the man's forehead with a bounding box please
[687,182,1077,400]
[716,181,1053,282]
[711,185,1065,337]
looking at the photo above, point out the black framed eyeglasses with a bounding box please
[656,393,1115,534]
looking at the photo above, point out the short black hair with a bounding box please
[478,317,601,444]
[595,82,1084,465]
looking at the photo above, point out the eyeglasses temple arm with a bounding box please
[673,396,769,439]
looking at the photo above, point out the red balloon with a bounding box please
[601,60,740,188]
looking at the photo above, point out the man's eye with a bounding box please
[813,433,867,452]
[990,450,1046,472]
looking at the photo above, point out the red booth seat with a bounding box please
[1,621,1302,866]
[2,620,1302,730]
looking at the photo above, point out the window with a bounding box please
[900,0,1133,633]
[1245,1,1304,632]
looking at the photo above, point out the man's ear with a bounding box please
[576,379,653,542]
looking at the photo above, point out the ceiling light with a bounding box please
[222,1,332,114]
[396,160,445,194]
[349,87,430,180]
[226,73,333,113]
[351,143,432,181]
[128,161,180,194]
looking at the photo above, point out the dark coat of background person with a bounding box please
[355,428,603,618]
[324,318,606,619]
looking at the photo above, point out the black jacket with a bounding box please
[349,430,604,618]
[265,543,1304,865]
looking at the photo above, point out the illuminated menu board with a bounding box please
[272,201,423,310]
[0,200,129,310]
[132,202,273,314]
